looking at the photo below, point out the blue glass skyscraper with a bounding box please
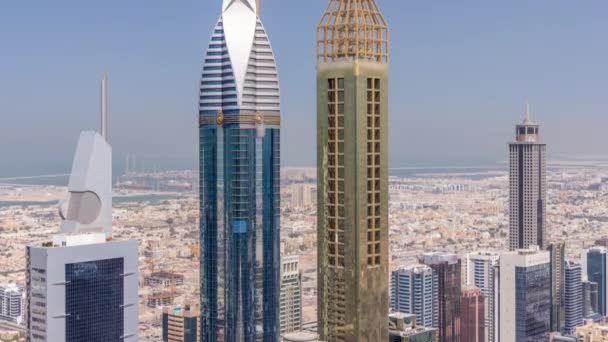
[586,247,608,316]
[198,0,280,341]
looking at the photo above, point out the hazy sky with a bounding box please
[1,0,607,177]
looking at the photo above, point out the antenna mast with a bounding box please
[101,72,108,140]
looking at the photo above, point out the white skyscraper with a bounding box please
[508,103,547,251]
[499,247,551,342]
[465,251,499,342]
[563,260,583,335]
[26,75,139,342]
[391,264,438,328]
[280,256,302,336]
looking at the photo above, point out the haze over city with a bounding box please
[2,0,608,177]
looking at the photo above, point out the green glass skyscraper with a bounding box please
[316,1,389,341]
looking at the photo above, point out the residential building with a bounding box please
[508,103,547,250]
[499,247,551,342]
[548,242,566,332]
[316,0,389,341]
[280,256,302,335]
[460,287,484,342]
[391,264,437,328]
[198,0,281,340]
[162,305,201,342]
[420,253,461,342]
[465,251,499,342]
[575,322,608,341]
[563,260,583,335]
[0,284,23,323]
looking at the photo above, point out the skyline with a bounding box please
[2,0,608,176]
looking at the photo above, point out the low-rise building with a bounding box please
[162,305,200,342]
[388,313,438,342]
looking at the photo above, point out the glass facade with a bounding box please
[587,250,606,315]
[65,258,124,342]
[200,125,280,342]
[514,264,551,341]
[199,8,281,341]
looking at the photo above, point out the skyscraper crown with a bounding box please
[317,0,388,63]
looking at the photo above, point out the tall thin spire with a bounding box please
[524,100,531,124]
[101,72,108,140]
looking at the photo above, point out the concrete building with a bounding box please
[316,0,389,341]
[25,77,139,342]
[460,287,484,342]
[586,247,608,316]
[144,271,185,288]
[420,253,461,342]
[499,247,551,342]
[162,305,201,342]
[563,260,583,335]
[0,284,23,323]
[508,103,547,251]
[282,331,320,342]
[391,264,437,328]
[464,251,499,342]
[575,322,608,341]
[388,313,438,342]
[280,256,302,335]
[198,0,282,340]
[548,242,566,333]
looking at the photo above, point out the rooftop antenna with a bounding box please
[101,72,108,140]
[524,100,531,124]
[256,0,260,15]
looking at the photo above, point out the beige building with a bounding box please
[316,0,389,341]
[162,305,200,342]
[576,322,608,341]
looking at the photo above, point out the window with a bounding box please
[366,77,382,266]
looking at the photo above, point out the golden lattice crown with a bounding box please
[317,0,389,63]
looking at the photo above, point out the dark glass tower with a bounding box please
[508,104,547,251]
[198,0,281,341]
[421,253,462,342]
[586,247,607,316]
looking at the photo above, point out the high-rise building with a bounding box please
[26,75,139,342]
[499,247,551,342]
[315,0,389,341]
[280,256,302,335]
[198,0,281,341]
[582,280,599,318]
[388,313,438,342]
[0,284,23,323]
[586,247,608,316]
[508,103,547,251]
[563,260,583,335]
[420,253,461,342]
[548,242,566,332]
[391,265,438,328]
[460,287,484,342]
[464,251,499,342]
[162,305,201,342]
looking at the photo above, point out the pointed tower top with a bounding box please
[523,100,532,124]
[223,0,257,14]
[317,0,389,63]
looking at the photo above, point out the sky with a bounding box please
[1,0,607,177]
